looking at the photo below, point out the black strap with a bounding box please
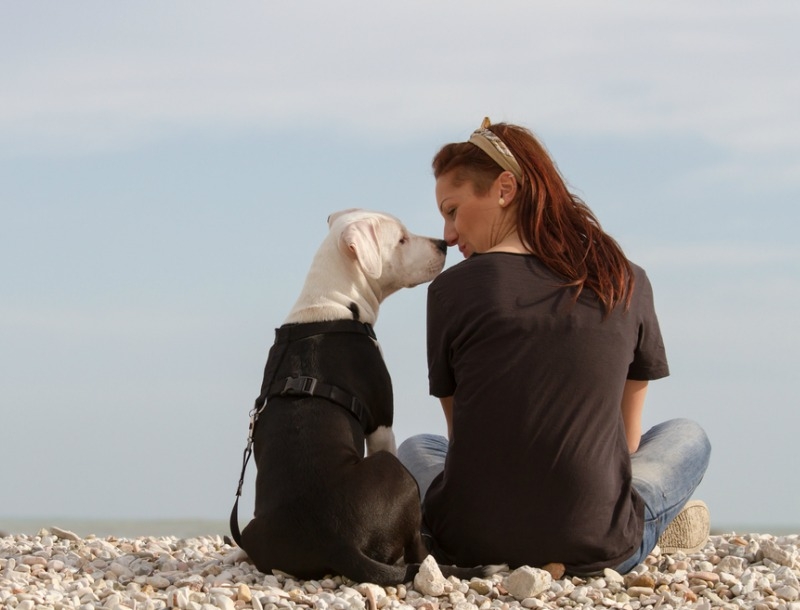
[268,375,373,430]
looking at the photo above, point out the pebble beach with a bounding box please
[2,528,799,610]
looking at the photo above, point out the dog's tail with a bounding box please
[337,548,504,586]
[436,563,506,581]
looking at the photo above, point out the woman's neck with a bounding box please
[485,234,530,254]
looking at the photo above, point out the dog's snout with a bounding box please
[434,239,447,254]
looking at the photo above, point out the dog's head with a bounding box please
[329,208,447,296]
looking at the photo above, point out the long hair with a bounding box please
[432,122,634,314]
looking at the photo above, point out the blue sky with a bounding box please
[2,1,798,533]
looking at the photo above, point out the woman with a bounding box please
[398,118,711,576]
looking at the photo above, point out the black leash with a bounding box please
[229,393,267,546]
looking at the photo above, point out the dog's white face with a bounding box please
[286,208,447,325]
[330,208,447,296]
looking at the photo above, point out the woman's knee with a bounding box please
[671,418,711,464]
[635,418,711,485]
[397,433,447,466]
[397,435,423,464]
[650,418,710,453]
[397,433,448,501]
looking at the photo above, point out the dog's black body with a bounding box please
[239,319,440,585]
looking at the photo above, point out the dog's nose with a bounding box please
[435,239,447,254]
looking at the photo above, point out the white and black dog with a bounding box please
[230,209,498,585]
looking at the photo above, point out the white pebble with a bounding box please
[213,593,236,610]
[504,566,551,600]
[414,556,448,597]
[776,585,800,601]
[146,574,171,589]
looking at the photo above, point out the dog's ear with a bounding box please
[340,219,382,279]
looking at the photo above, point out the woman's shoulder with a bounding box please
[628,260,654,291]
[623,260,660,315]
[628,259,647,276]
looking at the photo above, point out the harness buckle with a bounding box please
[281,375,318,396]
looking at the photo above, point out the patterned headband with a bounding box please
[468,117,523,183]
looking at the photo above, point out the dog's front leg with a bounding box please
[366,426,397,456]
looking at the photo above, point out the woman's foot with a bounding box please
[657,500,710,554]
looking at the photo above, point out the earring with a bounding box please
[499,197,506,207]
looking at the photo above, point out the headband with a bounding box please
[468,117,523,183]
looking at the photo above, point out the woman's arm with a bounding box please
[621,379,648,453]
[440,396,454,440]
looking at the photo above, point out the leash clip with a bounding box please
[281,375,319,396]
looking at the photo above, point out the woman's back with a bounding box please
[422,252,668,573]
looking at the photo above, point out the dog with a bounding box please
[231,209,498,585]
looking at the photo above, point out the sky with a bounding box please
[2,1,798,534]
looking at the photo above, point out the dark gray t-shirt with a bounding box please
[423,253,669,575]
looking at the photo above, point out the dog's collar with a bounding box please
[274,319,376,343]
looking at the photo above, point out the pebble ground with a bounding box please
[2,528,798,610]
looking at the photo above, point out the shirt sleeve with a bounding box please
[627,268,670,381]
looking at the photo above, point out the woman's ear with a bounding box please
[497,171,518,205]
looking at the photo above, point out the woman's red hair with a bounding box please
[432,122,634,314]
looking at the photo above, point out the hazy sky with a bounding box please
[2,1,798,533]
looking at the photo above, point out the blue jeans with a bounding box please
[397,418,711,574]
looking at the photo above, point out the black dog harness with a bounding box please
[229,319,379,545]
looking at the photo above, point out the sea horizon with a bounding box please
[0,517,230,539]
[1,517,798,540]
